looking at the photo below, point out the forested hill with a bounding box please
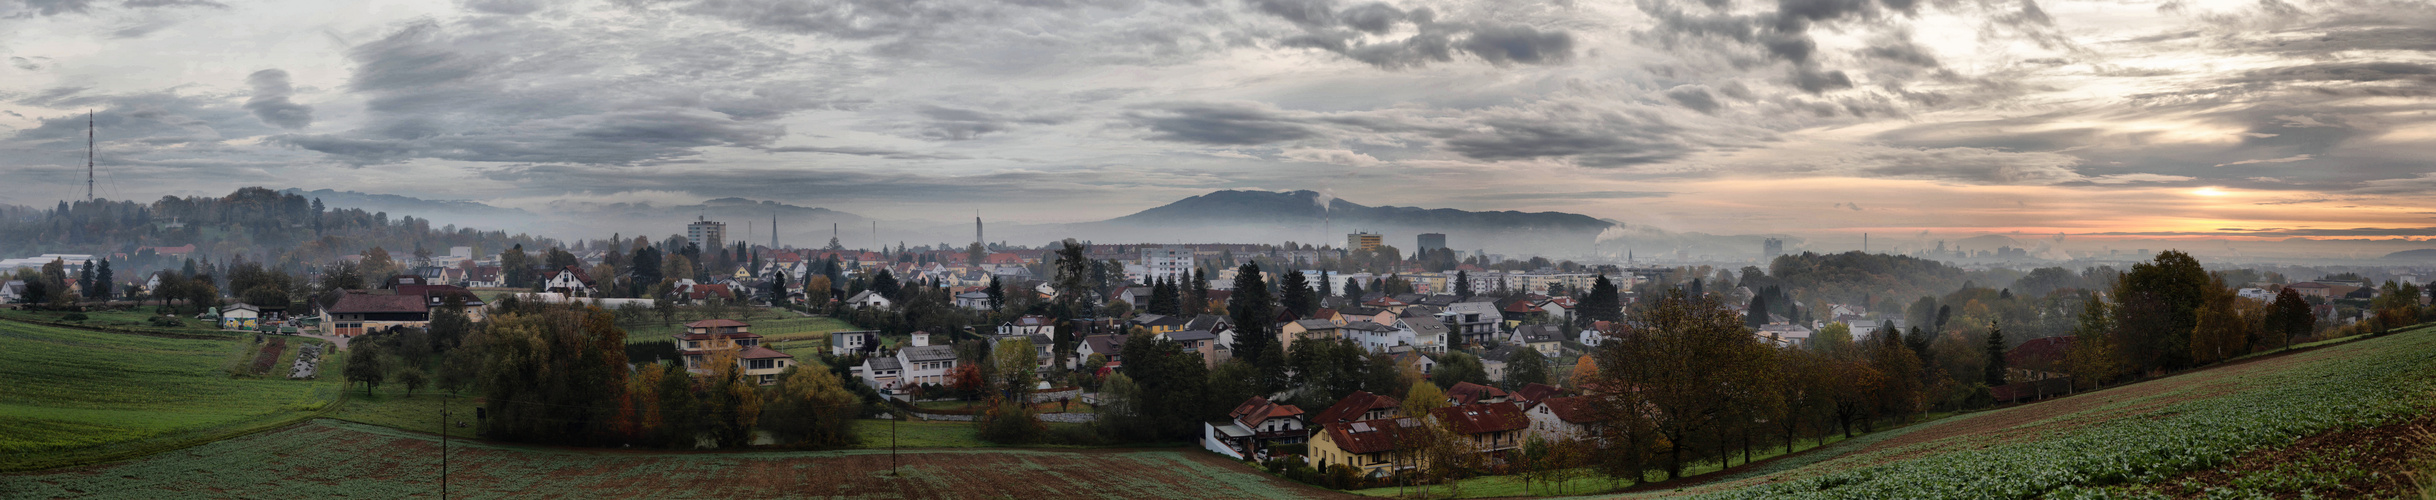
[0,187,552,276]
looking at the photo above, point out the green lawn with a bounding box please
[0,308,242,338]
[0,318,342,471]
[327,383,473,437]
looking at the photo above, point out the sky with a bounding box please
[2,0,2434,248]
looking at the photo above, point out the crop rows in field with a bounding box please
[248,337,287,375]
[9,419,1360,499]
[0,320,340,471]
[1669,327,2436,499]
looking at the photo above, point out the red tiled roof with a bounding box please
[544,265,594,285]
[1535,397,1599,424]
[1511,383,1565,403]
[1431,403,1528,435]
[2007,336,2076,370]
[1445,382,1509,406]
[1312,391,1401,424]
[1323,417,1421,455]
[328,292,430,314]
[1228,396,1306,429]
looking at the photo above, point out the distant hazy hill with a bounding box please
[281,188,544,233]
[999,190,1621,256]
[2385,249,2436,260]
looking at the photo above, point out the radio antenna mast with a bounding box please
[87,111,96,202]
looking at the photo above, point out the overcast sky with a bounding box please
[2,0,2433,243]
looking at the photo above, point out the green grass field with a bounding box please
[0,319,342,471]
[0,308,242,338]
[6,419,1351,499]
[1578,324,2436,499]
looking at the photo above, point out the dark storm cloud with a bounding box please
[1124,102,1324,145]
[1435,109,1691,167]
[1664,85,1723,114]
[764,145,969,160]
[908,105,1066,141]
[1790,66,1853,94]
[7,0,222,17]
[242,69,312,130]
[1458,24,1575,65]
[483,164,1112,202]
[1243,0,1574,69]
[462,0,550,15]
[283,18,842,165]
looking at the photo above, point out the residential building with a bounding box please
[1524,397,1601,442]
[893,344,959,389]
[542,265,596,297]
[1132,313,1189,335]
[1203,396,1307,460]
[672,319,795,385]
[1166,329,1220,367]
[1431,403,1530,459]
[830,330,879,356]
[687,216,727,253]
[846,289,893,309]
[1444,381,1510,406]
[1347,232,1382,251]
[1510,324,1565,357]
[1342,321,1411,352]
[1402,315,1452,353]
[1280,319,1341,352]
[1000,315,1055,336]
[1139,246,1196,283]
[325,292,431,337]
[1309,417,1421,477]
[1441,302,1502,346]
[1310,390,1403,425]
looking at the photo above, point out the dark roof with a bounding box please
[329,293,430,314]
[1431,403,1529,434]
[1445,382,1509,406]
[1516,324,1564,343]
[901,345,957,362]
[1083,334,1127,356]
[1184,314,1230,332]
[1535,396,1599,424]
[1312,391,1401,424]
[1293,319,1340,330]
[1339,306,1386,317]
[1512,383,1565,403]
[1168,330,1217,342]
[1135,314,1187,327]
[1322,417,1423,455]
[867,356,903,371]
[1228,396,1305,429]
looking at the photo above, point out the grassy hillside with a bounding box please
[7,419,1358,499]
[1619,324,2436,499]
[0,319,341,471]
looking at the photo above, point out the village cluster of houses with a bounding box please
[1201,381,1600,478]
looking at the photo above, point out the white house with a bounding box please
[541,265,596,297]
[892,344,959,389]
[1,281,24,303]
[1343,321,1414,353]
[1524,397,1600,442]
[846,289,894,310]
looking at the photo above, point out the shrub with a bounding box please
[148,316,183,328]
[62,313,89,321]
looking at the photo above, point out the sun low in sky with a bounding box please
[0,0,2431,247]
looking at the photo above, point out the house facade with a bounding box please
[672,319,795,385]
[1202,396,1306,460]
[1308,417,1422,477]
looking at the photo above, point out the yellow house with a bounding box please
[1307,417,1421,477]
